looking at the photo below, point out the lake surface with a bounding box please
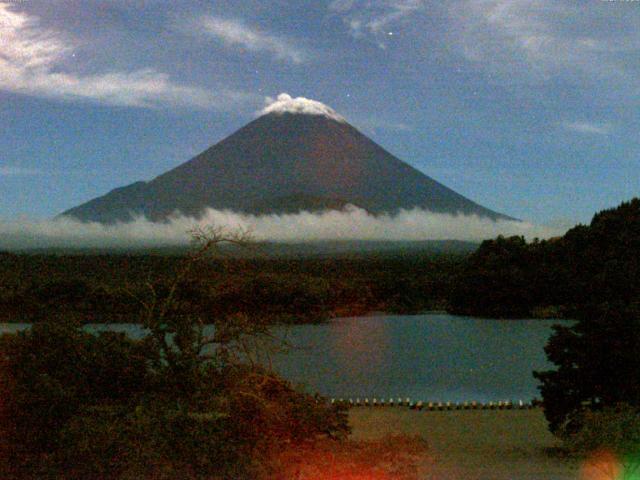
[0,314,566,403]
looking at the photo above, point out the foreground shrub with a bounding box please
[0,320,151,476]
[560,404,640,480]
[0,228,350,479]
[57,403,250,479]
[0,320,349,479]
[561,404,640,454]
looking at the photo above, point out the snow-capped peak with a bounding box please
[259,93,346,122]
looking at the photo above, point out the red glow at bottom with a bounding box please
[277,435,428,480]
[580,449,623,480]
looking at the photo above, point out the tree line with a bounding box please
[0,250,462,324]
[450,198,640,318]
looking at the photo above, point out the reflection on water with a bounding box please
[0,314,568,402]
[268,315,568,402]
[329,317,391,377]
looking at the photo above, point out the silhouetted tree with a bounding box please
[534,302,640,434]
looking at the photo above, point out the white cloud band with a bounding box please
[0,206,561,250]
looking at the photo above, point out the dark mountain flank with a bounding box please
[61,110,510,223]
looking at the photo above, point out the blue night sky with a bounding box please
[1,0,639,226]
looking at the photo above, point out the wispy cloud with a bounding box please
[0,207,562,250]
[366,0,423,35]
[0,165,40,176]
[0,2,249,109]
[448,0,640,85]
[352,117,412,133]
[329,0,424,48]
[330,0,640,87]
[198,16,307,64]
[561,121,612,136]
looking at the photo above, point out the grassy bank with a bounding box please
[349,409,581,479]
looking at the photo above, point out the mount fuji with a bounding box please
[61,94,511,223]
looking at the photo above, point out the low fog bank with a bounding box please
[0,206,565,250]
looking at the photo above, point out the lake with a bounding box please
[0,314,565,403]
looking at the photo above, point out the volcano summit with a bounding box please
[62,94,510,223]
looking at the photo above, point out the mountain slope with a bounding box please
[62,104,511,223]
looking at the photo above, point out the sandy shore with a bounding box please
[349,408,583,480]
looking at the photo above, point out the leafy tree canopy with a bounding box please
[451,198,640,318]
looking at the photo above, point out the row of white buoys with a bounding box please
[332,397,414,407]
[331,398,538,410]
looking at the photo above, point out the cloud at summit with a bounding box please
[259,94,347,122]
